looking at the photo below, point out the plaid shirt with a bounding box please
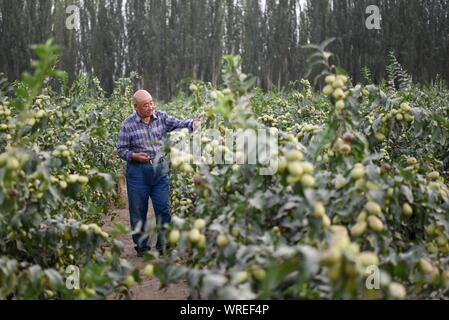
[117,110,194,162]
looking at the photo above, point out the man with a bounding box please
[117,90,202,257]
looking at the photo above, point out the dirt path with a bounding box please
[103,179,189,300]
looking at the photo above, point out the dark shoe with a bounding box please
[135,247,150,257]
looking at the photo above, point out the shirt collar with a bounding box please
[133,111,158,123]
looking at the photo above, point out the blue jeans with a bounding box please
[126,161,171,252]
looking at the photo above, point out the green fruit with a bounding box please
[358,252,379,267]
[36,110,46,118]
[272,226,281,236]
[425,224,436,235]
[333,79,345,89]
[301,174,316,188]
[325,75,336,84]
[288,161,304,177]
[67,174,79,184]
[350,222,367,237]
[368,216,384,232]
[375,132,386,141]
[252,268,266,281]
[77,292,87,300]
[357,211,368,223]
[218,88,232,95]
[427,243,439,254]
[320,248,342,267]
[344,262,358,278]
[236,271,250,284]
[429,182,441,190]
[351,166,365,180]
[443,271,449,285]
[193,219,206,230]
[286,174,301,185]
[400,102,411,112]
[85,288,96,297]
[6,157,20,170]
[313,202,326,219]
[348,243,360,256]
[210,91,218,99]
[403,203,413,217]
[323,85,334,96]
[77,176,89,185]
[216,234,229,248]
[419,258,435,274]
[355,179,365,191]
[45,290,54,299]
[365,202,382,216]
[322,214,331,228]
[180,163,193,173]
[189,84,198,92]
[354,181,365,194]
[231,226,240,237]
[300,162,314,174]
[389,282,406,299]
[396,113,404,121]
[168,229,180,245]
[27,118,36,126]
[436,235,447,246]
[59,181,68,189]
[366,181,380,191]
[327,263,343,281]
[427,171,440,180]
[126,275,135,288]
[387,188,394,198]
[188,229,201,244]
[333,88,345,100]
[336,75,348,84]
[335,176,347,189]
[407,157,417,165]
[277,157,287,173]
[197,234,206,248]
[285,150,303,162]
[143,264,154,278]
[0,155,7,167]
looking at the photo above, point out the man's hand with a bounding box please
[132,153,150,163]
[193,116,203,130]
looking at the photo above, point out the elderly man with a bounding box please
[117,90,201,257]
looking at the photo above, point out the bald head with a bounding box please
[133,90,152,107]
[133,90,154,120]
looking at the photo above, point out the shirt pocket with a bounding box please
[154,129,164,142]
[131,131,148,147]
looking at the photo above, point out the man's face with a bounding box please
[135,96,154,118]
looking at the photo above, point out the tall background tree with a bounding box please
[1,0,448,100]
